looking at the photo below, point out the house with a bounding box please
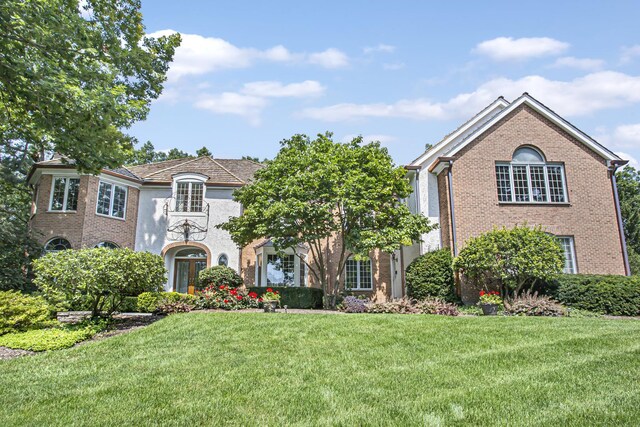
[27,93,629,303]
[400,93,629,303]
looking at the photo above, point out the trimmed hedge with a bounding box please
[405,249,456,302]
[547,274,640,316]
[247,287,323,309]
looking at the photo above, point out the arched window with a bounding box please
[217,254,228,266]
[94,241,120,249]
[175,248,207,258]
[345,256,372,290]
[45,237,71,252]
[495,146,567,203]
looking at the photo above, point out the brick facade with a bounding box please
[436,104,626,302]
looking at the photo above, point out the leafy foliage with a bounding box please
[246,286,324,309]
[0,321,105,351]
[136,291,195,313]
[549,274,640,316]
[405,249,456,301]
[198,266,243,290]
[220,133,434,307]
[156,301,193,315]
[453,225,565,295]
[195,285,260,310]
[366,297,459,316]
[504,292,566,317]
[0,290,56,335]
[415,298,460,316]
[616,166,640,262]
[340,295,368,313]
[33,248,166,317]
[125,141,193,165]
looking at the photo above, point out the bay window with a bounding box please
[49,177,80,211]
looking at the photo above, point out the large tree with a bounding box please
[219,133,434,307]
[616,166,640,274]
[0,0,180,289]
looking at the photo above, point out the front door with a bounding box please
[174,259,207,294]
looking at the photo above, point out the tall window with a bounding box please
[557,236,577,274]
[49,177,80,211]
[266,254,295,286]
[45,237,71,252]
[345,257,372,290]
[97,181,127,219]
[495,147,567,203]
[175,181,204,212]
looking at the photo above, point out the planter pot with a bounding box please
[263,300,279,313]
[481,303,499,316]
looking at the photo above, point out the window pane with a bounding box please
[65,178,80,211]
[346,259,358,289]
[495,165,512,202]
[266,254,295,286]
[112,185,127,218]
[175,182,189,212]
[547,166,566,203]
[359,260,372,289]
[512,165,530,202]
[529,166,547,202]
[558,237,576,274]
[512,147,544,163]
[50,178,66,211]
[97,182,111,215]
[218,254,228,266]
[45,238,71,252]
[190,183,203,212]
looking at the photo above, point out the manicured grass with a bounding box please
[1,313,639,426]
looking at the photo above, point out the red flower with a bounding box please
[275,291,279,294]
[248,292,258,298]
[219,285,226,290]
[258,298,263,302]
[266,288,273,292]
[236,295,243,300]
[230,289,238,296]
[223,299,229,303]
[479,290,485,296]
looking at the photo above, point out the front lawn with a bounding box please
[1,313,639,426]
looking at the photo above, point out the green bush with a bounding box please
[405,249,456,302]
[246,287,323,309]
[547,274,640,316]
[198,266,243,289]
[137,292,196,313]
[504,292,566,317]
[118,296,139,313]
[0,322,104,351]
[0,291,56,335]
[33,248,166,317]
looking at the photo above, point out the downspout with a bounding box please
[447,161,458,256]
[609,160,631,276]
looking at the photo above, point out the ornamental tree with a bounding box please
[218,133,434,307]
[452,225,565,296]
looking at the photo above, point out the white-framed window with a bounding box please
[217,254,228,266]
[175,181,204,213]
[495,147,568,204]
[49,177,80,211]
[96,181,127,219]
[557,236,577,274]
[266,254,295,286]
[44,237,72,252]
[94,241,120,249]
[345,257,373,290]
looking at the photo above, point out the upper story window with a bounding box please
[50,177,80,211]
[175,181,204,212]
[45,237,71,252]
[345,257,373,290]
[97,181,127,219]
[495,146,567,204]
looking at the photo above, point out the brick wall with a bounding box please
[438,105,626,301]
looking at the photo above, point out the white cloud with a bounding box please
[613,124,640,148]
[308,48,349,68]
[552,56,605,71]
[474,37,569,61]
[241,80,325,98]
[194,92,267,125]
[383,62,405,70]
[616,152,639,168]
[301,71,640,121]
[78,0,92,19]
[364,44,396,54]
[621,45,640,64]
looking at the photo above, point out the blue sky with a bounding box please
[130,0,640,166]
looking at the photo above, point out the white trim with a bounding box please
[48,176,80,212]
[496,162,568,204]
[96,179,128,220]
[446,94,621,161]
[557,236,578,274]
[345,257,373,290]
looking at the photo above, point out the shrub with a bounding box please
[504,292,566,317]
[367,298,421,314]
[453,225,564,295]
[137,292,196,313]
[195,285,259,310]
[117,296,139,313]
[156,301,193,315]
[246,287,324,309]
[198,266,243,290]
[405,249,456,301]
[0,322,104,351]
[341,296,368,313]
[416,298,459,316]
[548,274,640,316]
[0,291,56,335]
[33,248,166,317]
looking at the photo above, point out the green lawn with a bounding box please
[1,313,639,426]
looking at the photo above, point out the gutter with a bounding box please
[609,160,631,276]
[447,160,458,256]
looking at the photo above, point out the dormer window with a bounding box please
[495,146,567,204]
[172,173,207,213]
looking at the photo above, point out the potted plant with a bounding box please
[262,288,281,313]
[478,290,502,315]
